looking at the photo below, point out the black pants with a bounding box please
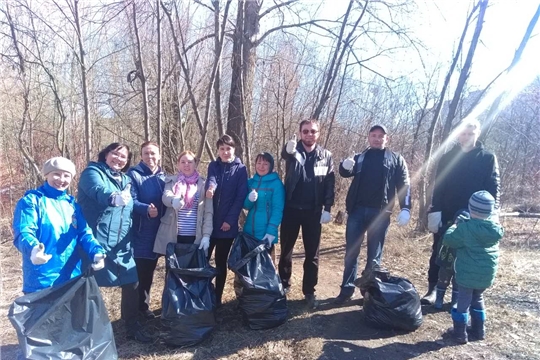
[207,237,234,303]
[177,235,196,244]
[121,282,140,327]
[134,258,159,312]
[279,207,322,295]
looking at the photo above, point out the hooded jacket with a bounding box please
[243,156,285,243]
[339,148,411,213]
[77,161,137,287]
[13,182,105,293]
[432,142,500,224]
[206,157,248,238]
[281,142,335,211]
[127,161,166,259]
[443,218,504,289]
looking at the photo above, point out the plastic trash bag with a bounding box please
[355,264,423,331]
[228,232,288,330]
[8,273,117,360]
[161,243,218,347]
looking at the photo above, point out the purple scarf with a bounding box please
[173,170,199,209]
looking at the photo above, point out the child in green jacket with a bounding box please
[443,190,504,344]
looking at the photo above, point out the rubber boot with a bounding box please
[469,308,486,340]
[451,308,469,344]
[434,287,446,309]
[421,283,437,305]
[450,289,459,308]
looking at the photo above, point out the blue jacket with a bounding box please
[206,157,248,238]
[243,172,285,243]
[127,162,166,259]
[13,182,105,293]
[443,218,504,289]
[78,161,137,287]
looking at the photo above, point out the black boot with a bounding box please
[469,308,486,340]
[421,283,437,305]
[451,308,468,344]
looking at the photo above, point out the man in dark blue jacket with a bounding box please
[279,119,335,309]
[422,119,500,305]
[334,125,411,305]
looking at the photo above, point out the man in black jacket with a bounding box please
[422,119,500,305]
[334,125,411,305]
[279,119,335,309]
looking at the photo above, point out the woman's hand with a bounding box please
[220,222,231,231]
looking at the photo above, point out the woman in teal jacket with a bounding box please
[243,153,285,261]
[78,142,151,343]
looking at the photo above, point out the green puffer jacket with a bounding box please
[443,218,503,289]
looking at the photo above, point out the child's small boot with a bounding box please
[450,289,459,308]
[434,287,446,309]
[469,308,486,340]
[451,307,469,344]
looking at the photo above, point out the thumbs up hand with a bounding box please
[342,153,355,171]
[286,134,297,154]
[248,189,258,202]
[148,203,158,218]
[30,243,52,265]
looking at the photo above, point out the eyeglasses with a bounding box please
[302,129,319,135]
[110,150,128,160]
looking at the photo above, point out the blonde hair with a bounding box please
[177,150,198,164]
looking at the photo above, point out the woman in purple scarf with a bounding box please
[154,151,213,255]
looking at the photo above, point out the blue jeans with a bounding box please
[340,206,391,296]
[456,286,485,313]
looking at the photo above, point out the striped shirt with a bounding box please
[177,191,199,236]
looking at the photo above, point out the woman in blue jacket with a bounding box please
[127,141,165,319]
[13,157,106,294]
[205,135,248,307]
[78,142,151,343]
[243,153,285,262]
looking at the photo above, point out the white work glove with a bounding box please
[111,184,132,206]
[248,189,258,202]
[427,211,442,233]
[91,253,106,271]
[30,243,52,265]
[396,208,411,226]
[262,234,275,247]
[285,134,297,154]
[199,236,210,252]
[172,196,185,210]
[342,155,355,171]
[320,210,332,224]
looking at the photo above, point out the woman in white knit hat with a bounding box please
[12,157,106,294]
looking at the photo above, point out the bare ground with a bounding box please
[1,217,539,360]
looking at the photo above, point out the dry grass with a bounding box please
[1,218,539,360]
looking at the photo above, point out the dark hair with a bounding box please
[97,142,132,172]
[299,119,319,131]
[216,134,235,149]
[255,152,275,173]
[140,141,160,154]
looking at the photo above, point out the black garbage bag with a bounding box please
[228,232,288,330]
[161,243,218,347]
[355,265,423,331]
[8,273,117,360]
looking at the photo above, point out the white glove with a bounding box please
[172,197,185,210]
[262,234,275,247]
[199,236,210,252]
[342,156,355,171]
[396,208,410,226]
[112,185,132,206]
[30,243,52,265]
[248,190,258,202]
[320,210,331,224]
[427,211,442,233]
[285,134,297,154]
[91,253,106,271]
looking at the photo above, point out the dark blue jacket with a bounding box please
[206,157,248,238]
[127,162,166,259]
[77,161,137,287]
[13,182,105,293]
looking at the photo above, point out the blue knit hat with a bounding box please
[468,191,495,219]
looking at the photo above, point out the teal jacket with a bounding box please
[443,218,503,289]
[77,161,137,287]
[243,172,285,243]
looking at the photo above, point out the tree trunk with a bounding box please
[156,0,163,147]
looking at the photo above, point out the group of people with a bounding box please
[13,117,502,346]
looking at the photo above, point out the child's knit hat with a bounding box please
[468,190,495,219]
[42,157,77,177]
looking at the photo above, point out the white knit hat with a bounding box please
[468,191,495,219]
[42,157,77,176]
